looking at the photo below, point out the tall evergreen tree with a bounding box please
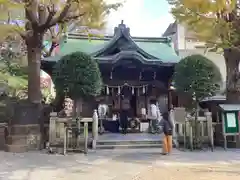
[168,0,240,103]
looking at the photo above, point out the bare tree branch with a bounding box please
[38,4,47,25]
[44,2,72,28]
[14,21,27,40]
[45,5,57,27]
[42,27,60,57]
[25,1,39,28]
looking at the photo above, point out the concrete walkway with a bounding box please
[0,148,240,180]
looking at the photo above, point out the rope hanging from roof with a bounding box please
[109,68,157,81]
[104,83,148,95]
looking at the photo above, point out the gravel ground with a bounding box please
[132,164,240,180]
[0,148,240,180]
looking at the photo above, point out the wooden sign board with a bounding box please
[223,111,239,134]
[219,104,240,135]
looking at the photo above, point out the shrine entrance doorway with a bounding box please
[130,93,137,117]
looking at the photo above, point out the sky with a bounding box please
[105,0,174,37]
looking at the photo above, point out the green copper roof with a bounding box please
[135,41,179,63]
[44,22,180,63]
[56,37,179,63]
[59,38,108,55]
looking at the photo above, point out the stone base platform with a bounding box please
[0,123,7,150]
[5,124,41,153]
[96,133,164,149]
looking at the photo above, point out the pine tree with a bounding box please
[0,0,121,105]
[168,0,240,103]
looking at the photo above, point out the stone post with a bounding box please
[0,123,7,150]
[92,109,98,150]
[49,112,57,145]
[205,111,214,151]
[189,122,193,151]
[169,109,178,148]
[84,122,88,154]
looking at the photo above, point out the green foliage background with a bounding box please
[52,51,102,100]
[174,54,221,102]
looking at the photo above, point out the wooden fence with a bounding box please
[174,109,214,150]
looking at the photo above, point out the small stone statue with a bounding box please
[58,97,73,117]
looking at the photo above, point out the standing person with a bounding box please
[148,99,159,133]
[160,112,173,155]
[120,97,130,134]
[97,99,108,134]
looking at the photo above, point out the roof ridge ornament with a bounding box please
[114,20,130,36]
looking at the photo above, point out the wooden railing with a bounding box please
[175,112,214,150]
[48,110,98,155]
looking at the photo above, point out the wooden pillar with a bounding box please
[167,80,172,111]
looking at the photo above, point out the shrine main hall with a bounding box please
[41,21,182,121]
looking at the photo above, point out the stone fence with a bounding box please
[49,110,98,154]
[174,109,214,150]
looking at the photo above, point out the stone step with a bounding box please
[96,139,178,150]
[97,139,162,146]
[96,143,163,150]
[96,138,164,149]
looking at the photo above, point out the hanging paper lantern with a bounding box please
[111,87,114,95]
[143,86,145,94]
[118,86,121,94]
[106,86,109,95]
[153,72,156,79]
[110,71,113,79]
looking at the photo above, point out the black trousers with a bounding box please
[120,110,128,132]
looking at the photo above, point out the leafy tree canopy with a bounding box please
[52,51,102,100]
[174,54,221,102]
[168,0,239,51]
[0,0,122,55]
[168,0,240,103]
[0,0,121,103]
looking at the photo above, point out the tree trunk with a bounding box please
[5,34,45,152]
[26,33,43,104]
[193,102,200,149]
[223,48,240,103]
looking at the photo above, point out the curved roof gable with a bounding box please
[92,21,159,60]
[46,21,179,64]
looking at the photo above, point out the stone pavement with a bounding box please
[0,148,240,180]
